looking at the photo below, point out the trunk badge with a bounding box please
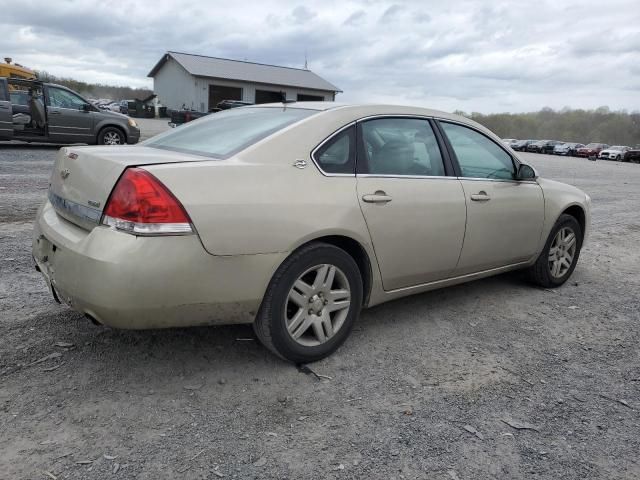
[60,169,71,179]
[67,152,78,160]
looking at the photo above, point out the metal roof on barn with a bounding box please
[148,51,341,93]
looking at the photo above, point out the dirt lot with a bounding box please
[0,145,638,480]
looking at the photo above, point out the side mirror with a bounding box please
[81,103,91,112]
[516,163,537,180]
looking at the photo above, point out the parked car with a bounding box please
[539,140,563,154]
[623,147,640,163]
[511,139,535,151]
[216,99,253,111]
[526,140,548,153]
[0,77,139,145]
[598,145,630,161]
[32,103,591,362]
[119,100,130,115]
[168,108,210,127]
[169,99,253,127]
[576,143,609,158]
[502,138,518,147]
[554,142,584,156]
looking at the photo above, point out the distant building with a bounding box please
[147,51,341,112]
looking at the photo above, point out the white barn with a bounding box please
[148,51,341,112]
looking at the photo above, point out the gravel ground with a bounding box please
[0,145,638,480]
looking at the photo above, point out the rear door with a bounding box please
[355,117,467,290]
[44,86,95,143]
[0,78,13,140]
[437,120,544,275]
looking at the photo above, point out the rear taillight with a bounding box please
[101,167,193,235]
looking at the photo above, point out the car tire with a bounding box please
[253,242,363,363]
[98,126,125,145]
[526,214,582,288]
[616,155,621,161]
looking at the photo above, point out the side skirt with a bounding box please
[367,261,531,307]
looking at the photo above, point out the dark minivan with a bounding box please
[0,77,140,145]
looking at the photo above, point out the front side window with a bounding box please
[146,107,317,158]
[359,118,445,176]
[47,87,86,109]
[313,126,355,174]
[440,122,515,180]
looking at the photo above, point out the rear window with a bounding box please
[145,107,317,158]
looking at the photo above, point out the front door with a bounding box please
[0,79,13,140]
[438,121,545,274]
[45,86,95,143]
[356,117,467,290]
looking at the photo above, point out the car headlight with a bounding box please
[128,118,138,128]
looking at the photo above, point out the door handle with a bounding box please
[49,110,61,115]
[0,104,8,110]
[470,191,490,202]
[362,191,392,203]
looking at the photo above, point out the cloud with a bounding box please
[343,10,366,26]
[1,0,639,113]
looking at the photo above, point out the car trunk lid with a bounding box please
[48,145,208,231]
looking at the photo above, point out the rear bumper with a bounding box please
[32,201,286,329]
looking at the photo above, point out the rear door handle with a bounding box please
[362,191,392,203]
[470,191,490,202]
[49,110,61,115]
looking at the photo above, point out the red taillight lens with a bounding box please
[102,168,192,235]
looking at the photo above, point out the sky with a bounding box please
[2,0,639,113]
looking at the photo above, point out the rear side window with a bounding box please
[313,125,355,174]
[440,122,515,180]
[146,107,317,158]
[359,118,445,176]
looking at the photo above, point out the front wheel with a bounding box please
[98,127,125,145]
[526,214,582,288]
[253,243,363,363]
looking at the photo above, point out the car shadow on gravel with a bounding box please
[359,270,530,326]
[11,269,533,381]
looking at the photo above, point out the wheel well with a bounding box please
[562,205,586,240]
[99,124,126,142]
[299,235,373,307]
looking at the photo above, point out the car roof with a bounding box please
[244,102,493,133]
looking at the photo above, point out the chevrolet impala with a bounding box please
[33,103,591,362]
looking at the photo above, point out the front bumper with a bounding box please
[127,126,141,144]
[32,201,286,329]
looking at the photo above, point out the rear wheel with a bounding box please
[98,126,125,145]
[253,243,363,363]
[527,214,582,288]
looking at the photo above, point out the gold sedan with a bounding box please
[33,103,590,362]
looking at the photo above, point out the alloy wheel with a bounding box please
[548,227,577,278]
[284,264,351,347]
[103,131,122,145]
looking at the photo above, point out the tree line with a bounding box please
[34,71,153,102]
[456,107,640,146]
